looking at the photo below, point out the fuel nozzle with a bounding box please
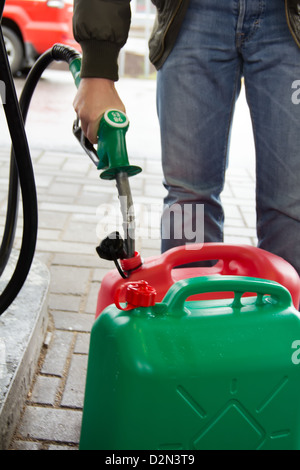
[97,110,142,180]
[70,55,142,265]
[96,110,141,260]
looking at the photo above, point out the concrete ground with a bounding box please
[0,70,257,450]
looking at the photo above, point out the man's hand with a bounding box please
[73,78,126,144]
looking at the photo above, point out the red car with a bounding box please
[2,0,80,74]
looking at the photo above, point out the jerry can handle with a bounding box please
[162,276,293,317]
[163,243,284,275]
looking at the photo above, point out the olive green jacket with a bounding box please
[73,0,300,81]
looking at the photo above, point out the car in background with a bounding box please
[2,0,80,75]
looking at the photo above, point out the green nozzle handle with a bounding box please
[69,57,142,181]
[97,109,142,180]
[69,57,81,89]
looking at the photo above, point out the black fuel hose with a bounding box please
[0,149,19,278]
[0,27,38,315]
[0,40,81,315]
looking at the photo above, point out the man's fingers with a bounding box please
[87,120,101,145]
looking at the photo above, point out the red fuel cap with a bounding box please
[115,281,157,311]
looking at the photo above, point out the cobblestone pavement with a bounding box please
[0,74,257,450]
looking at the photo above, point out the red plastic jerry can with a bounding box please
[96,243,300,317]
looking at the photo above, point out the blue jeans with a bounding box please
[157,0,300,275]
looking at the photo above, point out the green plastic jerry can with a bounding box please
[80,276,300,451]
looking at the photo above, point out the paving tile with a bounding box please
[34,174,54,189]
[144,182,167,198]
[76,192,113,207]
[49,266,91,295]
[51,311,94,333]
[61,355,88,409]
[30,376,61,406]
[144,160,163,175]
[18,407,82,444]
[242,211,257,228]
[48,293,82,313]
[223,204,242,219]
[37,239,96,256]
[56,175,97,187]
[48,182,82,198]
[37,210,69,230]
[41,330,74,377]
[92,268,113,283]
[38,194,76,205]
[84,283,101,315]
[61,160,92,175]
[74,333,90,355]
[224,234,256,246]
[225,217,248,228]
[224,226,257,238]
[37,228,61,241]
[37,152,67,168]
[39,201,97,215]
[62,222,98,244]
[140,236,161,250]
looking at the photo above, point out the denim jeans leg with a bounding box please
[156,0,242,253]
[242,1,300,275]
